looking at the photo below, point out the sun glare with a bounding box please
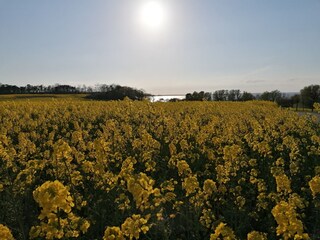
[139,1,167,31]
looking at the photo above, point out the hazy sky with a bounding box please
[1,0,319,94]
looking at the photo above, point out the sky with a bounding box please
[0,0,319,95]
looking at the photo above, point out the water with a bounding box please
[150,95,185,102]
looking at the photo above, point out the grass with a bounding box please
[0,94,89,101]
[288,107,314,112]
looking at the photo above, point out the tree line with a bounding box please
[0,83,149,101]
[85,84,147,101]
[0,83,79,94]
[0,83,319,109]
[185,84,320,111]
[185,90,255,102]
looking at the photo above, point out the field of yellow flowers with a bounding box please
[0,99,319,240]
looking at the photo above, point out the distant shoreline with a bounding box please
[149,95,185,102]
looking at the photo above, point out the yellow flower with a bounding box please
[210,222,236,240]
[33,180,74,217]
[271,201,308,240]
[80,220,90,233]
[309,176,320,197]
[177,160,191,176]
[247,231,267,240]
[274,174,292,194]
[182,175,199,196]
[0,224,15,240]
[127,173,154,211]
[200,208,214,229]
[121,214,150,239]
[103,226,124,240]
[203,179,217,196]
[30,180,90,239]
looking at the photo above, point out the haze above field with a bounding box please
[0,0,319,95]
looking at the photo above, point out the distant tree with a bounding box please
[169,98,182,102]
[300,85,320,111]
[213,90,228,101]
[0,84,21,94]
[227,89,241,101]
[202,91,212,101]
[99,84,110,93]
[185,91,211,101]
[291,94,300,111]
[259,91,270,101]
[193,91,203,101]
[272,90,282,102]
[53,85,78,94]
[185,93,192,101]
[259,90,282,102]
[240,91,255,101]
[277,96,293,108]
[87,84,147,101]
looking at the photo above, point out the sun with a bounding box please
[139,1,167,31]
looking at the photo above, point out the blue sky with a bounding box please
[0,0,319,94]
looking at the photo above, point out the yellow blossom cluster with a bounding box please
[247,231,267,240]
[0,99,319,239]
[271,201,309,239]
[103,226,124,240]
[210,222,236,240]
[29,180,90,239]
[103,214,150,240]
[0,224,15,240]
[309,176,320,198]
